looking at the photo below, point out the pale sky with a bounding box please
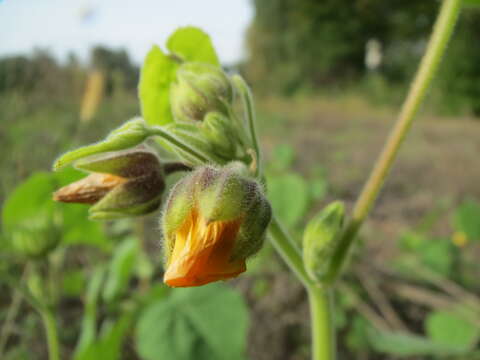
[0,0,253,65]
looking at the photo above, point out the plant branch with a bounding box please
[327,0,462,281]
[40,307,60,360]
[268,217,313,288]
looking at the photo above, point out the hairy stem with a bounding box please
[327,0,462,281]
[268,217,313,288]
[309,286,335,360]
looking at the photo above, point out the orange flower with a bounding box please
[162,165,271,287]
[164,209,246,287]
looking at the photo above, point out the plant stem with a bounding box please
[148,126,213,163]
[232,75,263,177]
[268,217,313,288]
[40,307,60,360]
[327,0,462,281]
[309,286,335,360]
[0,288,23,356]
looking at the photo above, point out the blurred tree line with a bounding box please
[245,0,480,115]
[0,46,138,101]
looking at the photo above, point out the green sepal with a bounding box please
[303,201,345,283]
[164,122,225,165]
[161,175,196,260]
[170,62,233,123]
[88,172,165,220]
[75,147,162,178]
[53,118,150,170]
[201,112,237,158]
[198,170,247,222]
[232,193,272,260]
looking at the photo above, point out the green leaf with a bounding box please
[167,27,220,66]
[271,144,295,171]
[420,239,453,276]
[102,237,138,303]
[75,313,134,360]
[2,172,57,233]
[464,0,480,7]
[426,310,479,351]
[453,200,480,240]
[267,173,309,227]
[61,203,110,249]
[368,330,467,357]
[139,45,179,125]
[136,283,249,360]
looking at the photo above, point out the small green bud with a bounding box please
[201,112,237,159]
[53,147,165,220]
[53,118,150,170]
[164,122,224,165]
[170,62,233,122]
[161,164,271,287]
[303,201,345,283]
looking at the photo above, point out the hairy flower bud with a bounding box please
[170,62,233,122]
[53,147,165,220]
[53,118,150,170]
[201,112,238,158]
[161,165,271,287]
[303,201,345,283]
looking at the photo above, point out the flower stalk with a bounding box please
[326,0,463,284]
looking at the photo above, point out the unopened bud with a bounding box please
[201,112,237,159]
[170,62,233,122]
[53,118,150,170]
[53,147,165,220]
[161,164,271,287]
[303,201,345,283]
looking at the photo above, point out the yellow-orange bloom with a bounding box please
[162,165,271,287]
[164,209,246,287]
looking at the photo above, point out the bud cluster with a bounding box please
[166,62,248,164]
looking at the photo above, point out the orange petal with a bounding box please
[164,211,246,287]
[53,173,127,204]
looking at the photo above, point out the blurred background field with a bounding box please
[1,1,480,359]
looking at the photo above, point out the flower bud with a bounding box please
[201,112,237,159]
[170,62,233,122]
[53,147,165,220]
[53,118,150,170]
[161,165,271,287]
[303,201,345,283]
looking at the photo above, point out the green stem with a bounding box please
[327,0,462,281]
[0,287,23,356]
[232,75,263,176]
[268,217,313,288]
[148,126,213,163]
[309,286,335,360]
[40,308,60,360]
